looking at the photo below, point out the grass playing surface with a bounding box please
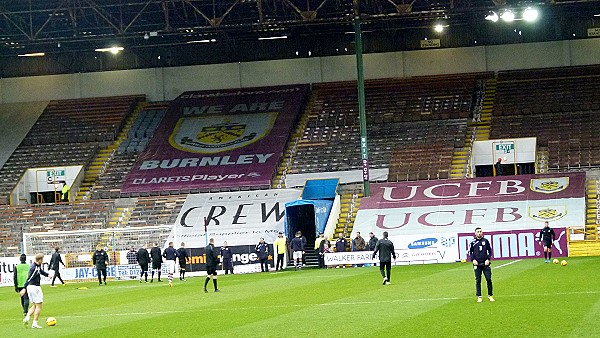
[1,257,599,337]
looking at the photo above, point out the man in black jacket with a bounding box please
[92,245,109,286]
[469,227,494,302]
[137,244,150,283]
[150,243,163,283]
[49,246,66,287]
[256,238,269,272]
[220,241,234,275]
[204,238,220,293]
[177,242,189,281]
[372,232,396,285]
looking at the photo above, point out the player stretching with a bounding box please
[469,227,494,303]
[21,254,51,329]
[539,221,556,263]
[204,238,220,293]
[163,242,179,287]
[177,242,189,281]
[150,243,163,283]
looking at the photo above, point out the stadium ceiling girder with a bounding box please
[0,0,597,52]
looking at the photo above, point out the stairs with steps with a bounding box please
[272,92,316,189]
[586,179,598,239]
[75,103,147,201]
[536,147,549,174]
[334,192,362,238]
[450,78,496,179]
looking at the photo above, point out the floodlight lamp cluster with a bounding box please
[485,7,539,23]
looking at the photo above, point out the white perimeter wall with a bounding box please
[0,38,598,103]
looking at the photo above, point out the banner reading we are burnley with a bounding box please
[122,85,309,193]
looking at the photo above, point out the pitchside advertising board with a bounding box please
[121,85,309,193]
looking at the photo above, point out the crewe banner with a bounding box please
[457,227,568,261]
[170,189,302,247]
[353,172,585,236]
[122,85,309,193]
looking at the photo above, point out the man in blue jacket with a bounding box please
[469,227,494,303]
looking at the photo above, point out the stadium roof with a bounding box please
[0,0,598,55]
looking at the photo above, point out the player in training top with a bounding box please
[14,254,30,317]
[150,243,163,282]
[21,253,51,329]
[137,244,150,283]
[204,238,220,293]
[177,242,189,281]
[372,231,396,285]
[539,221,556,263]
[163,242,179,287]
[92,245,109,286]
[469,227,494,303]
[290,231,305,270]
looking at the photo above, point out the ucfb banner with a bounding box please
[353,172,585,236]
[171,189,302,247]
[122,85,309,193]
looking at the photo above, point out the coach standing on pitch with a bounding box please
[539,221,556,263]
[372,231,396,285]
[49,246,66,287]
[177,242,189,281]
[204,238,220,293]
[92,245,109,286]
[469,227,494,303]
[150,243,163,283]
[137,244,150,283]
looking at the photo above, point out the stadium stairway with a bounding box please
[568,225,600,256]
[536,147,549,173]
[586,179,598,239]
[75,103,146,201]
[335,192,361,238]
[272,91,315,189]
[450,78,495,179]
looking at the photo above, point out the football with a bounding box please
[561,260,568,266]
[46,317,57,326]
[552,259,559,264]
[460,259,467,263]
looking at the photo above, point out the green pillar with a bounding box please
[354,16,371,197]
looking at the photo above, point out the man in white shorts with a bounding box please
[290,231,305,270]
[21,253,52,329]
[162,242,179,287]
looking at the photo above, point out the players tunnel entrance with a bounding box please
[285,202,317,245]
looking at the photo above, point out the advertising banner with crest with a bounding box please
[122,85,309,193]
[353,172,585,237]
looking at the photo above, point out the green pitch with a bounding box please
[1,257,600,337]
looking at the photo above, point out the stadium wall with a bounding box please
[0,38,598,104]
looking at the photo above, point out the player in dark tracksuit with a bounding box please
[137,245,150,283]
[372,231,396,285]
[469,227,494,302]
[150,243,163,282]
[204,238,220,293]
[220,242,234,274]
[92,246,109,286]
[539,221,556,263]
[177,242,189,281]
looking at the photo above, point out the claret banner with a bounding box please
[122,85,309,193]
[353,172,586,236]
